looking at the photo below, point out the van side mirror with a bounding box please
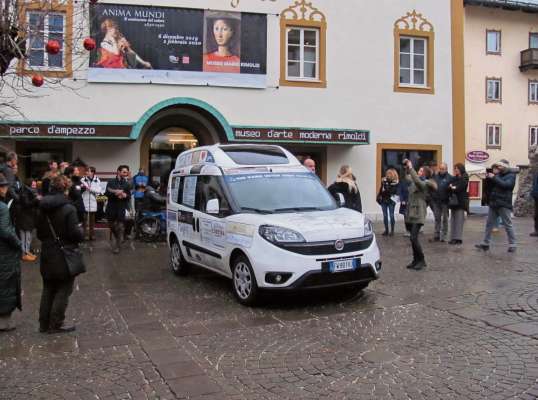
[206,198,220,215]
[336,193,345,207]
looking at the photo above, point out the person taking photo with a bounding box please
[475,160,517,252]
[403,159,437,270]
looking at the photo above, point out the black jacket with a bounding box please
[14,185,39,231]
[432,172,452,204]
[0,164,21,203]
[141,187,166,212]
[448,173,469,211]
[69,176,86,217]
[37,193,84,281]
[486,171,516,210]
[328,182,362,213]
[377,179,399,205]
[105,177,132,221]
[0,201,22,315]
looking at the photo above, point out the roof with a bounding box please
[465,0,538,13]
[174,144,302,171]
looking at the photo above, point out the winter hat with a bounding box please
[492,159,510,169]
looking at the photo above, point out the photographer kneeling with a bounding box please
[475,160,517,253]
[403,159,437,270]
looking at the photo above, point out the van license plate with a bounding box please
[329,258,359,273]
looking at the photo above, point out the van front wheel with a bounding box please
[170,239,189,276]
[232,255,259,306]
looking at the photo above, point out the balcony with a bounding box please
[520,48,538,72]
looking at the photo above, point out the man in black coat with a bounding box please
[476,160,517,252]
[36,175,84,333]
[105,165,132,254]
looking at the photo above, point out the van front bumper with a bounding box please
[248,235,382,290]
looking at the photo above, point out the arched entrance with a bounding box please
[149,128,198,186]
[138,101,229,184]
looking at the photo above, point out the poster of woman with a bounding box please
[203,12,241,74]
[95,18,152,69]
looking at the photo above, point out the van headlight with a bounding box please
[364,219,373,236]
[259,225,306,244]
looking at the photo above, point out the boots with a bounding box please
[382,223,389,236]
[389,223,395,237]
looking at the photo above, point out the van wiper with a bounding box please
[274,207,323,213]
[241,207,274,214]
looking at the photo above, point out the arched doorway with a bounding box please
[139,103,229,182]
[149,128,198,187]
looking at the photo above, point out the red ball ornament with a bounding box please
[83,37,96,51]
[89,0,98,4]
[31,74,44,87]
[45,40,61,55]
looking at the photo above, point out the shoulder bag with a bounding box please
[46,216,86,277]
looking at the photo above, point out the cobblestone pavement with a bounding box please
[2,216,538,399]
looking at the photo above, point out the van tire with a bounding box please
[170,238,189,276]
[231,255,259,306]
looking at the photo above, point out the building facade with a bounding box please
[0,0,464,216]
[464,0,538,206]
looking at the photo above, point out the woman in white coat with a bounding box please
[81,167,103,241]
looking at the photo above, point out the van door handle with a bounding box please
[196,219,200,232]
[192,218,196,231]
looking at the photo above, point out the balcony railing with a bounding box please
[520,48,538,72]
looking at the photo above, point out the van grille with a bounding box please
[299,268,376,289]
[279,236,373,256]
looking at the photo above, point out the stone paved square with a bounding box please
[1,217,538,399]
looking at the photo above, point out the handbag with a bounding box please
[448,193,460,208]
[399,202,407,215]
[46,216,86,277]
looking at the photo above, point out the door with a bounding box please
[192,175,231,272]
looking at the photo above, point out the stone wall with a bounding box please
[514,146,538,217]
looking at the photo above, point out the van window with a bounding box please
[222,148,289,165]
[195,176,231,217]
[170,176,182,204]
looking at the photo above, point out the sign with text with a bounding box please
[88,4,267,88]
[231,127,370,145]
[466,150,490,163]
[0,123,132,139]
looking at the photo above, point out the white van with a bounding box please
[166,144,381,305]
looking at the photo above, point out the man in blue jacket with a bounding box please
[476,160,517,252]
[531,170,538,237]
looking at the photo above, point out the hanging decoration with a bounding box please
[31,74,44,87]
[83,37,96,51]
[45,40,61,55]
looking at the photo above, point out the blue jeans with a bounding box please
[483,207,516,247]
[381,202,396,232]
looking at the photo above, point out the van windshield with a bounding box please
[224,173,337,214]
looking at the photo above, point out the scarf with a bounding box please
[336,171,358,194]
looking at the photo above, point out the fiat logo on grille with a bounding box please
[335,240,345,251]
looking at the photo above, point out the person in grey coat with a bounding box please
[403,160,438,270]
[0,174,22,332]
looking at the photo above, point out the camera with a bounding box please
[486,168,493,174]
[402,159,410,167]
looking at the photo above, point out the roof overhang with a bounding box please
[464,0,538,13]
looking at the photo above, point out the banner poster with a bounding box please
[88,4,267,88]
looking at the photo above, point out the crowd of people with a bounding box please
[0,150,536,333]
[311,155,535,271]
[0,152,161,333]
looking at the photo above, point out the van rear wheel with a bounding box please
[232,255,259,306]
[170,239,189,276]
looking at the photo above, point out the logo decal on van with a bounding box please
[335,240,345,251]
